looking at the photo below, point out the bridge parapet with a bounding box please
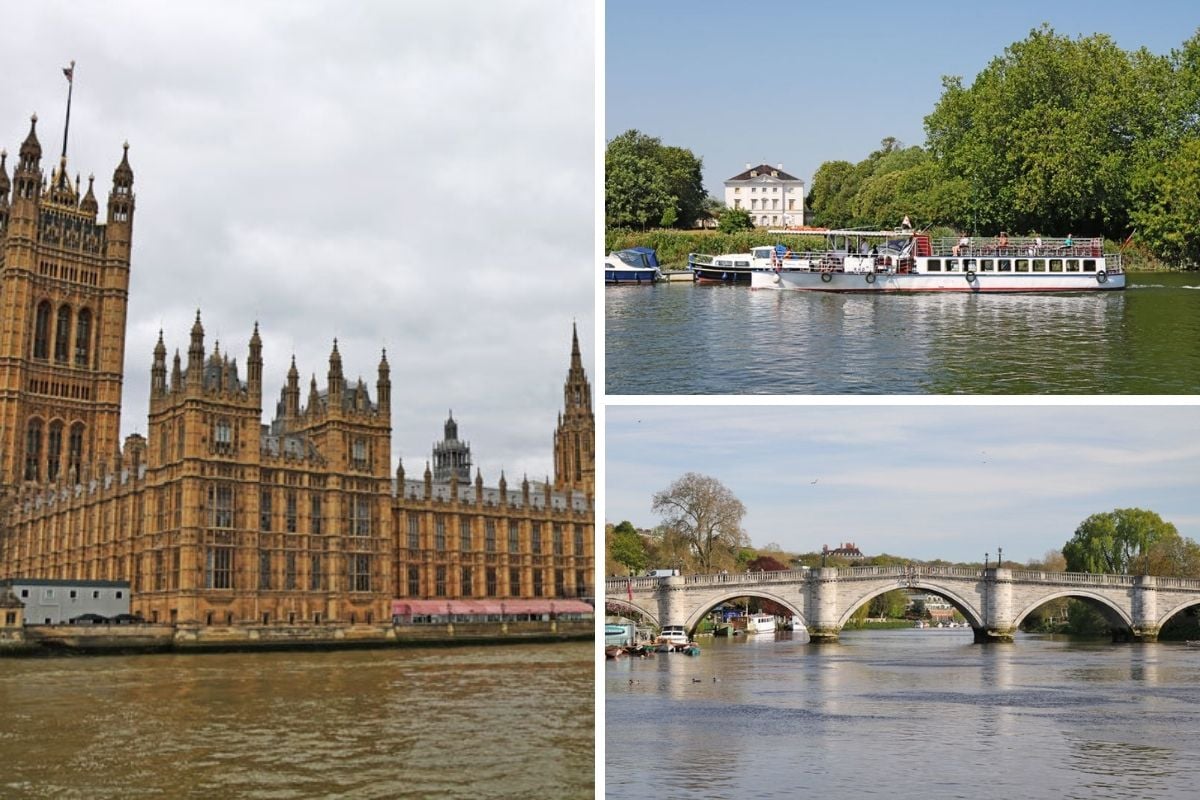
[1010,570,1135,587]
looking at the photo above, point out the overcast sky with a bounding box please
[3,1,594,482]
[606,404,1200,565]
[607,0,1199,195]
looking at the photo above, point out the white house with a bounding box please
[724,163,805,228]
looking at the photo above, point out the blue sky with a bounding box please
[606,0,1200,194]
[605,405,1200,564]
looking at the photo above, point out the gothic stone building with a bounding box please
[0,114,594,626]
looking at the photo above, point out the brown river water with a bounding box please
[0,642,593,799]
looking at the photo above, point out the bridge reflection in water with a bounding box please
[607,565,1200,642]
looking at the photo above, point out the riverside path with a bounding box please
[605,565,1200,643]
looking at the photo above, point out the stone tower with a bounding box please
[0,113,134,487]
[553,323,593,494]
[432,411,472,483]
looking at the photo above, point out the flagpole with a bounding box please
[61,60,75,160]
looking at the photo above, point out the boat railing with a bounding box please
[932,236,1108,259]
[687,252,715,267]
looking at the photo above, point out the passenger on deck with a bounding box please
[997,231,1009,252]
[953,234,970,256]
[1064,233,1074,250]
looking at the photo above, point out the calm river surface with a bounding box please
[606,630,1200,800]
[0,642,592,799]
[605,273,1200,394]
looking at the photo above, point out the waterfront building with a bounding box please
[723,163,805,228]
[0,110,594,627]
[0,578,130,625]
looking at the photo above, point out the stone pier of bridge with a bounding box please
[608,566,1200,644]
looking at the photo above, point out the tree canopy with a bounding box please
[605,130,705,230]
[651,472,747,573]
[608,520,648,576]
[1061,508,1185,575]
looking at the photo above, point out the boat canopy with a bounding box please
[614,247,660,268]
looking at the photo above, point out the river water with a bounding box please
[604,273,1200,394]
[605,630,1200,799]
[0,642,593,799]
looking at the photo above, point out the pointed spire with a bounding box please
[151,330,167,396]
[171,349,182,391]
[19,114,42,169]
[0,149,9,197]
[308,374,320,416]
[187,310,205,387]
[154,329,166,358]
[247,321,263,397]
[79,173,97,214]
[113,141,133,187]
[376,348,391,416]
[396,458,405,484]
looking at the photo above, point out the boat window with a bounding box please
[1015,259,1030,273]
[716,260,732,267]
[1049,259,1064,273]
[1066,259,1081,272]
[945,259,958,272]
[926,259,941,272]
[1083,259,1097,272]
[1031,260,1046,272]
[963,258,975,269]
[998,259,1012,272]
[735,261,750,267]
[980,259,995,271]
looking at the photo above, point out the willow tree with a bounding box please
[1062,508,1182,575]
[651,472,747,573]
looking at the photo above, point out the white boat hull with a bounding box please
[751,269,1125,292]
[745,614,776,634]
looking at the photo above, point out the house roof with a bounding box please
[726,164,802,182]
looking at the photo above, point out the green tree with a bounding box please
[717,206,753,233]
[659,145,706,229]
[605,130,705,230]
[1062,508,1181,574]
[1130,136,1200,265]
[651,472,747,573]
[608,520,648,576]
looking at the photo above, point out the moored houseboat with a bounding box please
[605,247,662,284]
[749,230,1124,292]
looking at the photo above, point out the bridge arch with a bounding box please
[1012,590,1134,632]
[604,598,659,628]
[681,589,805,635]
[837,580,984,629]
[1155,597,1200,631]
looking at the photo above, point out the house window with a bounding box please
[573,526,583,556]
[553,524,564,555]
[47,422,63,481]
[486,568,498,596]
[24,418,42,481]
[259,550,271,590]
[555,569,566,597]
[209,483,234,528]
[349,495,371,536]
[531,522,542,554]
[33,301,51,359]
[460,518,472,552]
[285,552,297,590]
[509,567,522,596]
[533,570,544,597]
[54,305,72,363]
[75,309,92,367]
[206,548,233,589]
[310,554,322,590]
[461,567,473,597]
[351,438,368,469]
[286,491,298,533]
[407,565,420,596]
[435,516,446,551]
[576,570,588,597]
[68,423,84,480]
[260,489,273,530]
[407,514,420,550]
[214,418,232,454]
[311,494,323,535]
[435,566,447,597]
[485,519,496,552]
[350,554,371,592]
[508,521,519,553]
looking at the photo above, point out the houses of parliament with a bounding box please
[0,110,594,626]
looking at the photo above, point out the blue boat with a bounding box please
[605,247,662,284]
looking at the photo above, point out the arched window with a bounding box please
[68,423,85,479]
[47,421,63,482]
[75,308,92,367]
[33,301,51,359]
[54,305,72,363]
[24,418,43,482]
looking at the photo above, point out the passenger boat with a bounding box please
[657,625,690,646]
[748,230,1124,292]
[687,251,760,283]
[605,247,662,284]
[744,613,776,634]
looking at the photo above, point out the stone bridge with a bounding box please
[605,566,1200,643]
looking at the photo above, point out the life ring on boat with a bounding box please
[820,271,833,283]
[1097,270,1108,284]
[865,272,876,284]
[965,270,976,282]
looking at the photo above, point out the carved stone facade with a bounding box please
[0,113,594,626]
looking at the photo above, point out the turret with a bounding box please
[308,375,319,418]
[284,355,300,419]
[247,322,263,397]
[150,330,167,396]
[79,173,98,215]
[14,115,42,203]
[327,339,343,409]
[423,461,432,499]
[0,150,9,234]
[106,141,134,234]
[376,349,390,415]
[171,350,182,393]
[187,310,204,389]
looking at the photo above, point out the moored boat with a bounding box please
[744,613,776,634]
[605,247,662,284]
[749,230,1124,293]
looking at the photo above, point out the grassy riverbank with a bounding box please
[606,228,1178,271]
